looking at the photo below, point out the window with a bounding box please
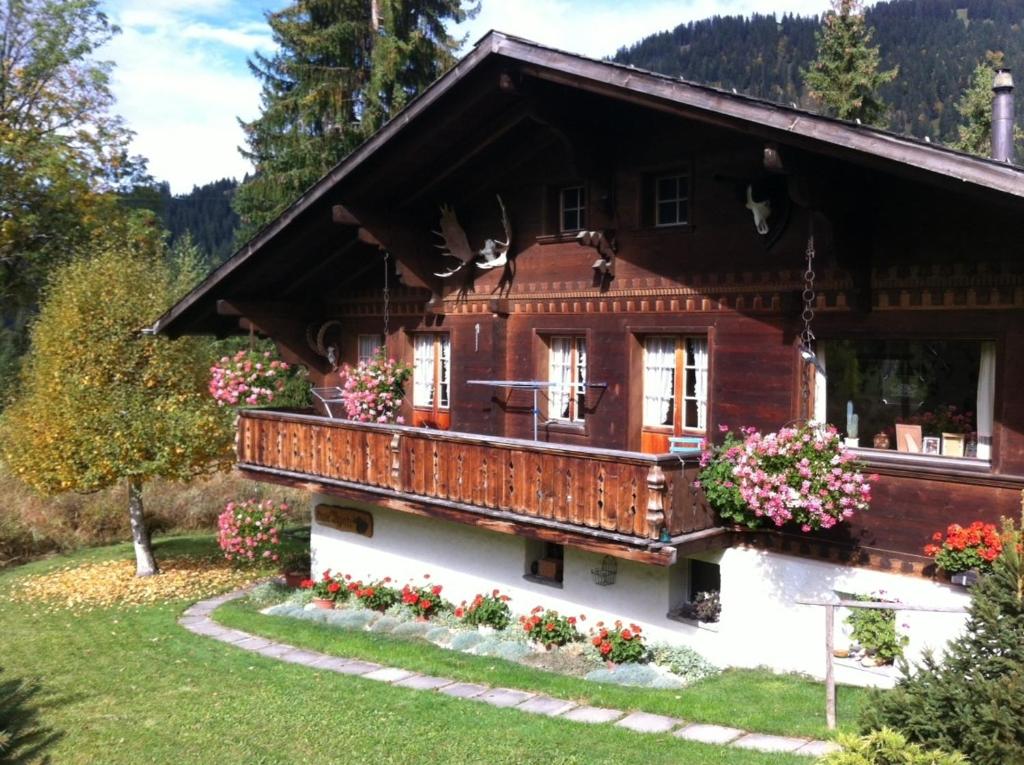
[412,333,450,410]
[655,173,689,227]
[559,186,586,232]
[643,336,708,431]
[549,336,587,422]
[525,540,564,586]
[819,339,996,460]
[357,334,383,364]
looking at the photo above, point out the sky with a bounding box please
[101,0,863,194]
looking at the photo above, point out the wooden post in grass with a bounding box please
[825,604,836,730]
[797,598,969,731]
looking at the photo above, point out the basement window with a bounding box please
[525,541,564,587]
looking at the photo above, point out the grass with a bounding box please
[0,534,810,764]
[217,598,871,741]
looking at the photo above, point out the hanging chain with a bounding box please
[382,251,391,338]
[800,229,817,415]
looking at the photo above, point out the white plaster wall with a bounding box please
[310,497,971,683]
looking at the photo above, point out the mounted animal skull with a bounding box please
[433,195,511,278]
[745,184,771,235]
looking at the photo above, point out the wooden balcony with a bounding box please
[236,409,723,565]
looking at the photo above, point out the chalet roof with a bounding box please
[152,30,1024,337]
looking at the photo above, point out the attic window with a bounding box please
[560,186,586,232]
[654,174,689,227]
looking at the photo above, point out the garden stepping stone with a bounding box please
[674,723,744,745]
[516,696,577,717]
[479,688,535,708]
[731,733,809,753]
[394,674,455,691]
[330,660,382,676]
[438,682,488,699]
[363,667,415,683]
[179,589,841,759]
[615,712,683,734]
[795,740,842,757]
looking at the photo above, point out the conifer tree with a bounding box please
[0,219,235,576]
[952,51,1024,157]
[861,514,1024,765]
[234,0,474,236]
[802,0,897,126]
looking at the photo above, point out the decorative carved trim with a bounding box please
[645,465,666,540]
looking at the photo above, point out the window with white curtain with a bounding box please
[549,336,586,422]
[643,336,708,432]
[358,334,383,365]
[819,339,995,460]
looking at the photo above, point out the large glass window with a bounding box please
[821,339,996,459]
[549,336,587,422]
[643,336,708,431]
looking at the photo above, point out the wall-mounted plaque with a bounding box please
[315,505,373,537]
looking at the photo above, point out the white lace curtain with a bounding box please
[976,341,996,460]
[643,337,675,426]
[413,335,435,407]
[688,338,709,431]
[549,337,573,420]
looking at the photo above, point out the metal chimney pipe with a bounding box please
[992,68,1015,163]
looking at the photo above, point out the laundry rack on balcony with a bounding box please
[311,387,346,418]
[467,380,608,440]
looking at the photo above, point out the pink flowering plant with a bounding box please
[338,350,412,424]
[209,349,290,407]
[697,424,874,532]
[217,498,289,564]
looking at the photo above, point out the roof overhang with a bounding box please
[152,30,1024,337]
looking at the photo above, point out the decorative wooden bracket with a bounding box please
[645,464,667,540]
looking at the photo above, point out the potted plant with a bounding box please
[301,570,347,609]
[678,590,721,627]
[519,607,583,649]
[349,577,401,612]
[217,498,289,565]
[590,621,648,666]
[456,589,513,632]
[924,521,1003,584]
[337,350,412,424]
[280,551,311,588]
[400,579,450,620]
[696,424,874,532]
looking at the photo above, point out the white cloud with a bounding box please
[102,1,281,193]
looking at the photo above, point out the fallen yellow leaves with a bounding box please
[8,557,265,613]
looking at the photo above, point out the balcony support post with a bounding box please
[645,464,667,540]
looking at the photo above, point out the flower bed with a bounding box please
[697,424,874,531]
[257,573,719,689]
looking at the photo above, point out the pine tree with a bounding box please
[233,0,474,236]
[802,0,898,126]
[952,51,1024,157]
[861,514,1024,765]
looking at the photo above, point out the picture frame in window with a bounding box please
[922,436,940,456]
[895,424,922,453]
[941,433,965,458]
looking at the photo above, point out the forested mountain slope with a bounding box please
[613,0,1024,143]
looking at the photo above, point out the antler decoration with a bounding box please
[433,195,512,278]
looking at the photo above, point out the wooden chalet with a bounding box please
[154,33,1024,673]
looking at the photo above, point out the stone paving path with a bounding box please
[180,588,840,759]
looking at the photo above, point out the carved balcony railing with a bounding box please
[236,409,716,553]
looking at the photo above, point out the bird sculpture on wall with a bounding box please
[433,195,511,278]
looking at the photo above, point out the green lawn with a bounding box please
[0,535,813,764]
[217,598,870,740]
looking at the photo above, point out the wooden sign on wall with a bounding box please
[315,504,373,537]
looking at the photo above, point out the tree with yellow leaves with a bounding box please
[0,220,234,576]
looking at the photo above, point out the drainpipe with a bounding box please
[992,68,1015,163]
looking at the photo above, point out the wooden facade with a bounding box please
[156,33,1024,570]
